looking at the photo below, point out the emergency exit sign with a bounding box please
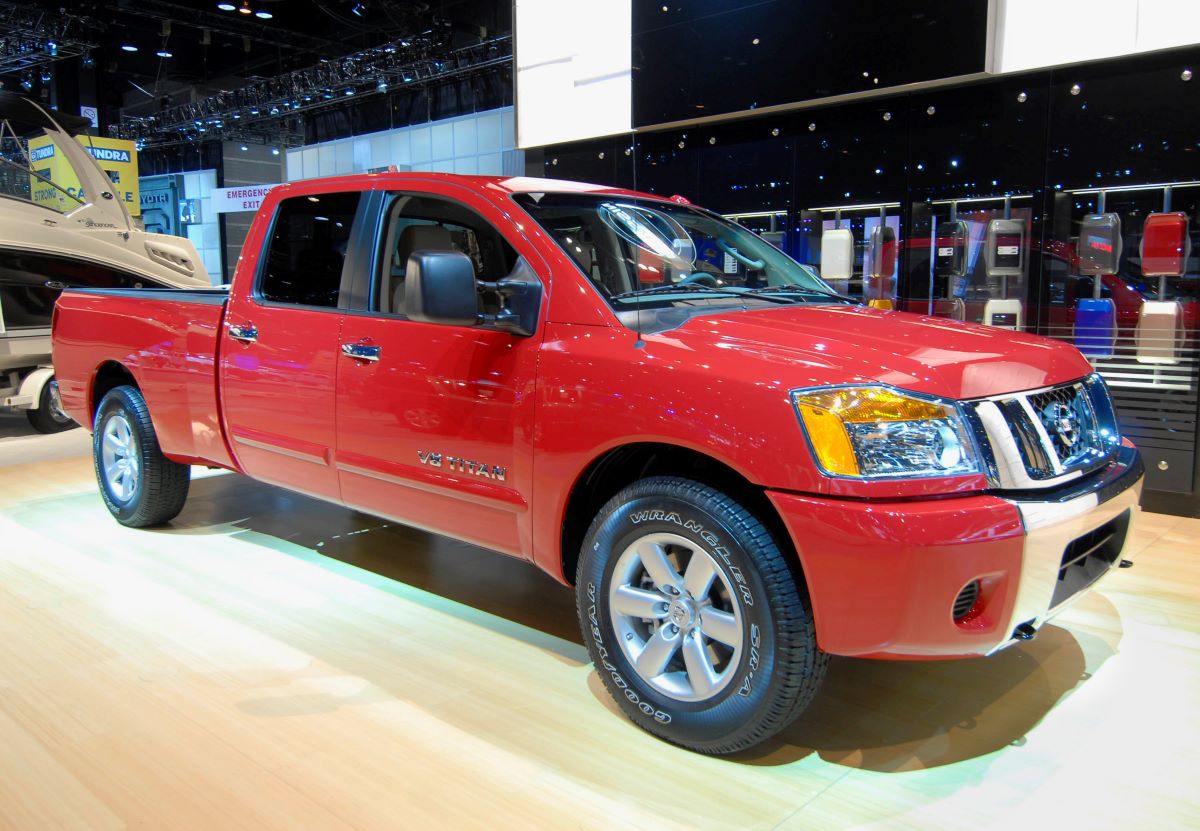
[212,183,280,213]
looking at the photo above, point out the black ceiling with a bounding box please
[8,1,509,92]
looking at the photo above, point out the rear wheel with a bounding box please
[576,476,827,755]
[25,378,76,433]
[93,385,190,527]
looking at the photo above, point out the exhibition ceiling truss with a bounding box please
[110,34,512,149]
[0,2,99,76]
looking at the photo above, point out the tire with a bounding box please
[25,377,77,434]
[93,385,190,527]
[576,476,827,755]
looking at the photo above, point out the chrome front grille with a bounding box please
[971,375,1122,488]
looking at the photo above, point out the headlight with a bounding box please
[791,386,980,478]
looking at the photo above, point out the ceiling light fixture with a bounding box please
[238,1,253,14]
[217,2,236,9]
[255,10,273,19]
[40,67,51,82]
[351,2,368,17]
[121,44,138,52]
[156,50,173,58]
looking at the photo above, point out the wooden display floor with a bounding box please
[1,419,1198,830]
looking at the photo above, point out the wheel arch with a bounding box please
[89,361,140,423]
[558,441,802,591]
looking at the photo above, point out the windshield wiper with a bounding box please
[741,285,859,303]
[611,283,805,305]
[610,283,748,301]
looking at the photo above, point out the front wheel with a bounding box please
[93,385,190,527]
[576,476,827,754]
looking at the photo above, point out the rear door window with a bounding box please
[259,192,360,308]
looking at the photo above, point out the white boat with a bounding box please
[0,92,210,432]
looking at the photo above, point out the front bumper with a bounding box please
[767,442,1143,659]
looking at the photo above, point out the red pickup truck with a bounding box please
[53,173,1143,755]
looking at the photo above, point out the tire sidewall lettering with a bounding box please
[587,582,671,724]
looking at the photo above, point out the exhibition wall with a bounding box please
[285,107,522,182]
[139,169,222,283]
[518,0,1200,147]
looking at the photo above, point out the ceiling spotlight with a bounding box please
[82,51,95,68]
[351,2,368,17]
[121,44,138,52]
[46,40,58,56]
[20,75,33,91]
[240,144,248,151]
[156,50,173,58]
[344,88,355,96]
[256,10,273,19]
[376,78,388,93]
[271,147,280,156]
[40,67,51,82]
[217,2,236,9]
[238,1,252,14]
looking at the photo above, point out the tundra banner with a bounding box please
[27,135,141,216]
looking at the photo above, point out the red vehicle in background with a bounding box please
[52,173,1143,755]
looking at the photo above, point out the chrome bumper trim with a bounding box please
[986,448,1144,656]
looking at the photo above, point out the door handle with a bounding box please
[341,342,381,362]
[228,324,258,343]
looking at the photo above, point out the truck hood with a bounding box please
[656,305,1093,400]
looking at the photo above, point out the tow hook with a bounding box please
[1012,622,1038,641]
[1119,559,1134,569]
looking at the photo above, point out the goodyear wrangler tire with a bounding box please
[93,385,190,528]
[576,476,827,755]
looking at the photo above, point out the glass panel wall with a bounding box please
[532,45,1200,509]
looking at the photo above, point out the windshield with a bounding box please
[0,118,87,213]
[513,192,850,326]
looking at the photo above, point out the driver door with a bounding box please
[334,185,543,558]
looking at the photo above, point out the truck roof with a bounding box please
[271,172,671,204]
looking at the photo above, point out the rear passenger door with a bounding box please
[334,186,543,558]
[220,189,365,502]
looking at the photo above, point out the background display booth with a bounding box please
[907,196,1033,328]
[797,203,900,304]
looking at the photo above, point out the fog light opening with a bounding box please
[952,579,981,622]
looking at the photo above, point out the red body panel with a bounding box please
[767,490,1025,658]
[51,172,1126,661]
[54,291,233,469]
[335,318,538,558]
[219,304,344,502]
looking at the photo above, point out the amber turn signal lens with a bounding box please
[795,387,950,424]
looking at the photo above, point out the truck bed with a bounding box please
[54,287,234,468]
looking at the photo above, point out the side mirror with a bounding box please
[405,250,479,326]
